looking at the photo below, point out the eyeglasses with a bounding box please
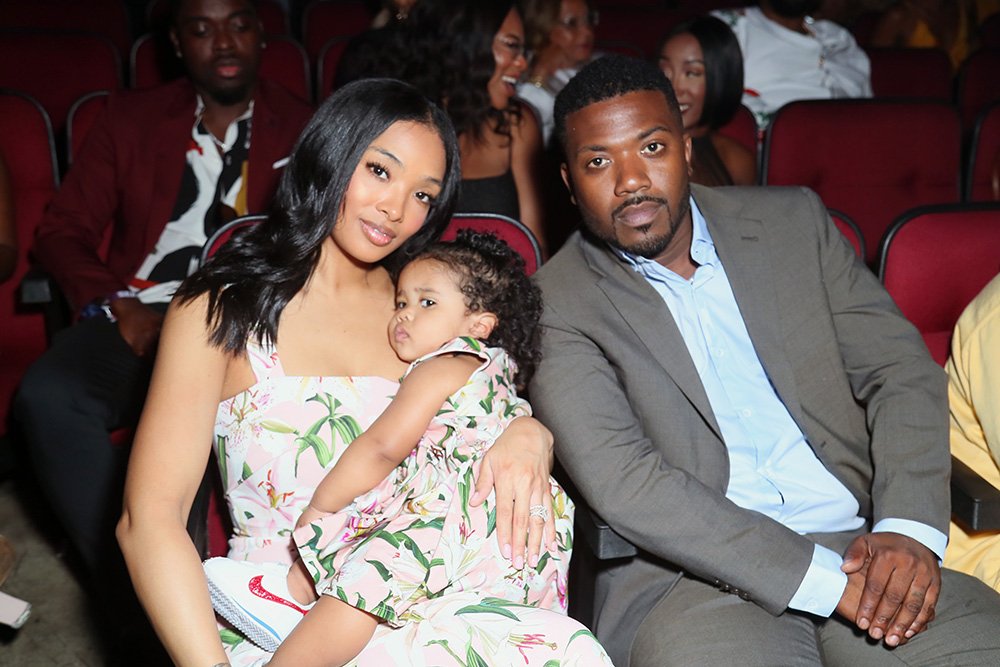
[557,10,599,31]
[495,36,527,59]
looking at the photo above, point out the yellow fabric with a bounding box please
[944,274,1000,590]
[905,10,970,70]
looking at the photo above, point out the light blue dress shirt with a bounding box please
[616,198,947,617]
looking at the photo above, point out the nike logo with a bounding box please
[248,575,310,614]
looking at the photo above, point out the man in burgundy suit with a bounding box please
[15,0,313,576]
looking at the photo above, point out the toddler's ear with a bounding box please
[470,312,499,339]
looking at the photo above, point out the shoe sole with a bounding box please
[206,575,282,653]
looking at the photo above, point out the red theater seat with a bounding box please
[763,99,961,265]
[0,30,121,137]
[878,203,1000,366]
[0,91,59,436]
[967,101,1000,202]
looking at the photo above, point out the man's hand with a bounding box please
[112,298,164,357]
[838,532,940,647]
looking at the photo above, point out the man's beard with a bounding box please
[206,82,254,107]
[582,184,691,259]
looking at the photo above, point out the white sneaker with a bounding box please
[203,557,314,652]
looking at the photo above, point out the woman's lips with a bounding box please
[361,220,395,246]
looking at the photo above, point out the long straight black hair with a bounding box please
[176,78,462,352]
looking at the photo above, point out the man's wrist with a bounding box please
[80,290,136,322]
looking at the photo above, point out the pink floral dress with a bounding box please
[214,339,614,666]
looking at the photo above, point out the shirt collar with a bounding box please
[613,196,717,276]
[194,95,254,152]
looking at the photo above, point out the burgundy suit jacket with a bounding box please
[34,78,314,311]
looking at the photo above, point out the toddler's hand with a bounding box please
[295,504,327,530]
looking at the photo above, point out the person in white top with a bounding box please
[713,0,871,128]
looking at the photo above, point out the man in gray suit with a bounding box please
[530,55,1000,666]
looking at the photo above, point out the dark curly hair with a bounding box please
[414,229,542,389]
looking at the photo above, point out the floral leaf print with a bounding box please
[567,628,600,647]
[372,599,396,624]
[426,639,465,665]
[295,433,333,472]
[487,505,496,537]
[455,597,526,621]
[219,627,243,647]
[461,336,482,351]
[478,379,496,415]
[397,533,431,569]
[376,531,401,548]
[216,435,229,488]
[407,517,445,531]
[241,461,253,481]
[534,552,552,573]
[259,419,298,434]
[466,645,490,667]
[543,662,561,667]
[367,559,392,582]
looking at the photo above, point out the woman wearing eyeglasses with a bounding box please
[518,0,598,146]
[399,0,548,255]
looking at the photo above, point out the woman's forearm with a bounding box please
[117,511,228,667]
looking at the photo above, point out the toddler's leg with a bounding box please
[269,595,379,667]
[286,557,318,605]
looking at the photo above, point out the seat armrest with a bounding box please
[17,267,72,342]
[951,455,1000,532]
[577,507,638,560]
[18,267,55,305]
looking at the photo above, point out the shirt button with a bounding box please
[806,600,819,611]
[740,408,752,418]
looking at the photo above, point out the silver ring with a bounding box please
[529,504,549,521]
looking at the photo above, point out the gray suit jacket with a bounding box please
[530,185,949,666]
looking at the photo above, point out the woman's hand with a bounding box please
[470,416,556,569]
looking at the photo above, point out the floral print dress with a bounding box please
[214,338,614,666]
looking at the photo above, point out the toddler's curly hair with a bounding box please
[416,229,542,389]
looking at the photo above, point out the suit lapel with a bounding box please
[698,188,808,432]
[582,240,724,442]
[148,83,197,253]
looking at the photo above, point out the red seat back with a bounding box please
[967,101,1000,202]
[827,208,866,260]
[66,91,110,166]
[146,0,289,35]
[957,48,1000,133]
[302,0,371,62]
[0,0,131,62]
[0,30,121,136]
[763,99,962,264]
[199,214,267,266]
[0,91,59,435]
[316,35,353,101]
[866,47,952,101]
[878,204,1000,365]
[443,213,542,275]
